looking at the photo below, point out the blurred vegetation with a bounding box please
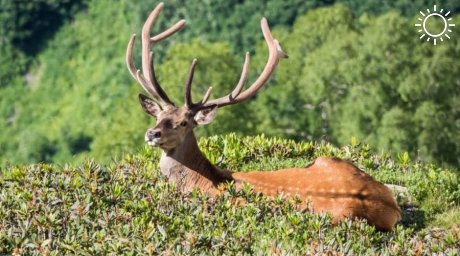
[0,0,88,56]
[1,135,459,254]
[0,0,459,168]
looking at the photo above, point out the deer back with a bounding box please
[232,157,401,231]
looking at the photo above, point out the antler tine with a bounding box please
[230,52,250,99]
[190,49,249,110]
[185,60,215,109]
[201,87,213,105]
[126,35,162,97]
[200,17,287,109]
[184,59,198,108]
[126,34,138,80]
[140,3,172,105]
[126,2,186,106]
[151,19,186,43]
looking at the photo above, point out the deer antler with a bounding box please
[187,17,288,111]
[126,2,185,106]
[127,3,286,110]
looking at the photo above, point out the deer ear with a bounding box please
[194,106,218,125]
[139,94,162,117]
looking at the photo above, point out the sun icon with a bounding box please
[415,5,455,45]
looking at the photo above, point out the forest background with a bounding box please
[1,0,459,169]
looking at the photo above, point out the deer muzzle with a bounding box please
[145,129,162,146]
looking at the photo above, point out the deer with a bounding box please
[125,2,401,231]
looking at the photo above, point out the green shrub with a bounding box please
[1,134,458,254]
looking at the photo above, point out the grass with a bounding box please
[1,134,459,255]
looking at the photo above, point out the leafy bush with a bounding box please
[1,134,458,254]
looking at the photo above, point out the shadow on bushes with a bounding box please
[400,205,426,230]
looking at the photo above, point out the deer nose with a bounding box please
[146,129,162,140]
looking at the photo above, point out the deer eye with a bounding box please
[180,121,188,127]
[163,120,173,129]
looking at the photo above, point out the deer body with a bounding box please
[126,2,401,231]
[233,158,401,231]
[157,129,400,231]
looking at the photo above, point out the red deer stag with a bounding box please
[125,2,401,231]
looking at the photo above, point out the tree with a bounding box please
[252,5,460,166]
[1,0,459,167]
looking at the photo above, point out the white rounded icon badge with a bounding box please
[415,5,455,45]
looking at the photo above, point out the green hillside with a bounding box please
[1,0,459,168]
[1,135,459,254]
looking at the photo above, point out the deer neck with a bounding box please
[159,132,232,194]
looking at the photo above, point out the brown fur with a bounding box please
[233,157,401,231]
[147,113,401,231]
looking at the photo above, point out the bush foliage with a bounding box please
[1,134,459,254]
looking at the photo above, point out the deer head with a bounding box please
[125,2,287,153]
